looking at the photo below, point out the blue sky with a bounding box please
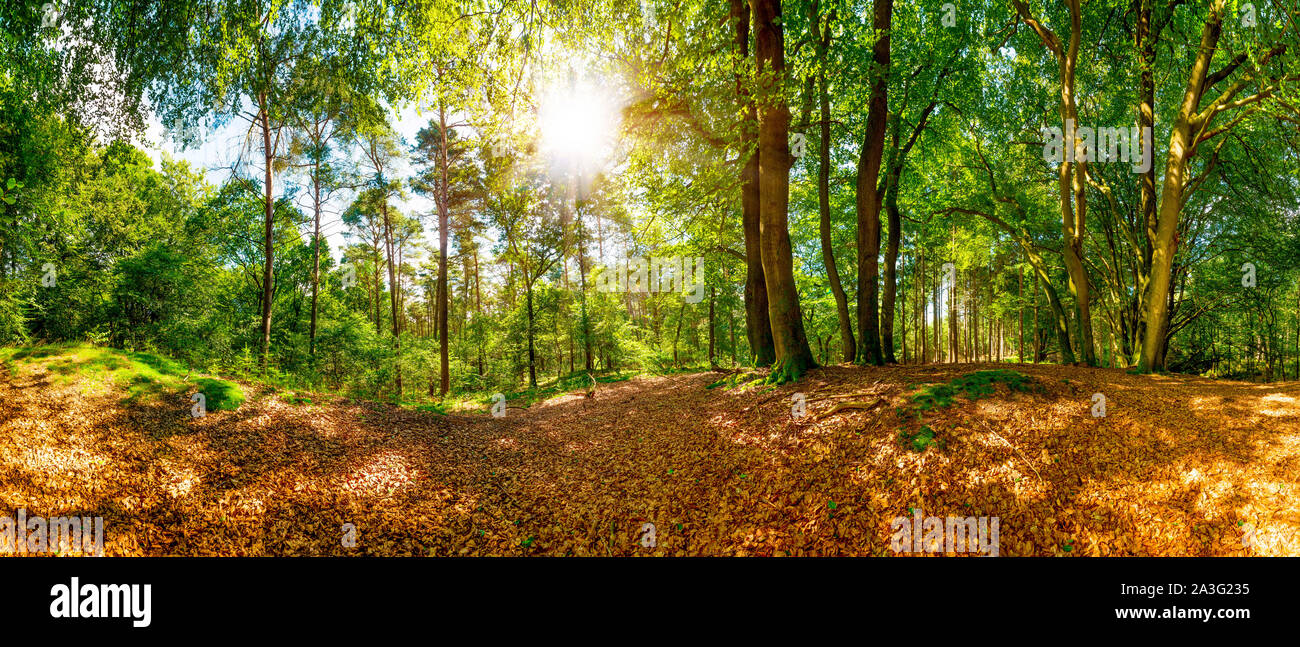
[141,102,440,268]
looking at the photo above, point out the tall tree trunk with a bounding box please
[259,93,275,370]
[526,279,537,387]
[1012,0,1096,366]
[733,0,775,366]
[1141,0,1227,372]
[1018,267,1025,362]
[382,195,402,397]
[1132,0,1157,366]
[881,176,902,364]
[435,103,451,396]
[751,0,816,382]
[810,0,854,363]
[854,0,892,366]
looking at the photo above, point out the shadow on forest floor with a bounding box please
[3,353,1299,556]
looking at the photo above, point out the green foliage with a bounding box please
[2,0,1297,413]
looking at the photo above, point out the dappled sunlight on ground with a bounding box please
[4,358,1300,555]
[341,449,422,497]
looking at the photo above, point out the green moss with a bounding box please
[706,370,762,390]
[764,355,815,385]
[898,425,938,451]
[897,370,1039,452]
[910,369,1038,411]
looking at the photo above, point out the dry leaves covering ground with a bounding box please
[3,359,1299,556]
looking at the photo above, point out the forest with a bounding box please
[2,0,1299,557]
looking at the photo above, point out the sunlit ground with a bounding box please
[3,353,1300,556]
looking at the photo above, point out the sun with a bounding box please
[537,79,619,176]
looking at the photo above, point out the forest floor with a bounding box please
[3,349,1299,556]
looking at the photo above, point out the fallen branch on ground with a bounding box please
[814,397,884,421]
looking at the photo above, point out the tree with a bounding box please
[413,103,478,396]
[808,0,855,364]
[854,0,893,367]
[356,116,406,396]
[751,0,816,383]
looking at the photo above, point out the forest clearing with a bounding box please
[2,0,1300,567]
[3,344,1297,556]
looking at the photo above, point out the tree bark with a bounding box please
[854,0,892,366]
[1142,0,1228,371]
[751,0,817,383]
[259,92,274,370]
[436,102,450,396]
[810,0,855,363]
[733,0,775,367]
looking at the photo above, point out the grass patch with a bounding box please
[898,425,944,452]
[414,402,447,415]
[194,377,245,411]
[0,343,244,411]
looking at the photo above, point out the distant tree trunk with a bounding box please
[854,0,893,366]
[577,208,594,372]
[382,196,402,397]
[526,279,537,387]
[309,166,321,357]
[1018,268,1025,362]
[1033,282,1043,362]
[932,260,940,362]
[672,301,685,365]
[708,286,717,367]
[948,264,958,363]
[751,0,817,382]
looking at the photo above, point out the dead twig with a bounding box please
[979,420,1043,485]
